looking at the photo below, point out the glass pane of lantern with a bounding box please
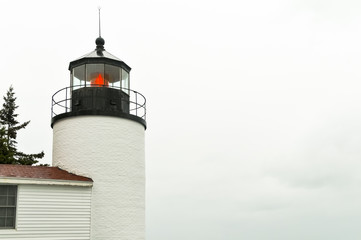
[121,69,129,94]
[86,64,107,87]
[72,65,86,90]
[105,64,121,88]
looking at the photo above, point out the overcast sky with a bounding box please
[1,0,361,239]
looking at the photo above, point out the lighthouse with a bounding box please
[51,36,146,239]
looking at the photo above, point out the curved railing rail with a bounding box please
[51,85,146,121]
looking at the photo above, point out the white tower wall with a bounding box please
[52,115,145,240]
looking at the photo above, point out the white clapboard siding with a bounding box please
[0,184,91,240]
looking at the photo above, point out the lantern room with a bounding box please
[69,37,130,92]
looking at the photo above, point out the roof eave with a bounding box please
[68,57,131,72]
[0,176,93,187]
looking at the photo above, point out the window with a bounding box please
[71,64,128,90]
[86,64,106,87]
[105,64,121,88]
[0,185,17,229]
[72,65,86,90]
[121,69,129,94]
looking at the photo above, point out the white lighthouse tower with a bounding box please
[51,36,146,240]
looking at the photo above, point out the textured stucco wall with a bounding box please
[52,115,145,240]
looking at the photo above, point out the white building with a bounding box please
[0,36,147,240]
[0,165,93,239]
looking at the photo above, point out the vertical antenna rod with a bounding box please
[95,7,105,52]
[98,7,101,37]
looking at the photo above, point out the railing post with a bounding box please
[135,91,138,116]
[65,88,68,113]
[51,99,54,118]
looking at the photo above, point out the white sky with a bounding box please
[1,0,361,239]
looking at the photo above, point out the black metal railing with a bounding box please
[51,85,146,120]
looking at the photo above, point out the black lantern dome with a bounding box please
[51,38,146,129]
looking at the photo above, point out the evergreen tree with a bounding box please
[0,86,44,165]
[0,126,13,164]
